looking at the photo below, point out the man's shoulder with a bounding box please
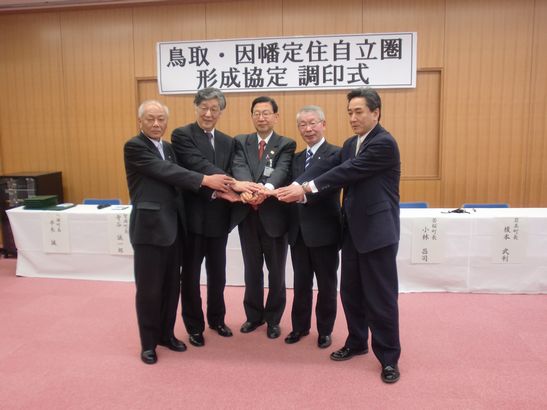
[214,129,233,141]
[125,133,145,146]
[171,122,195,137]
[273,132,296,147]
[234,133,253,142]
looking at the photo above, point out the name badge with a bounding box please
[263,166,274,177]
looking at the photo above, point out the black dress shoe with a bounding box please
[141,349,157,365]
[317,334,332,349]
[330,346,368,361]
[209,324,233,337]
[284,330,309,344]
[381,365,400,383]
[189,333,205,347]
[240,320,265,333]
[158,336,187,352]
[267,324,281,339]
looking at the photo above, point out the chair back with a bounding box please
[83,198,121,205]
[462,203,509,208]
[400,201,428,208]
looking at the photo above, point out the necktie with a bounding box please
[258,140,266,160]
[206,132,214,150]
[157,142,165,160]
[355,136,364,155]
[305,149,313,169]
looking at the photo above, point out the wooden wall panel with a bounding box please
[133,3,206,78]
[442,0,534,207]
[0,13,66,177]
[362,0,444,68]
[1,0,546,208]
[525,0,547,206]
[60,8,135,203]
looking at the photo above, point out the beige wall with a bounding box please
[0,0,546,207]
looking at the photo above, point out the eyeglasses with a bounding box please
[297,120,321,129]
[252,111,274,118]
[197,105,221,115]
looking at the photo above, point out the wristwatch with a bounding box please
[301,182,310,193]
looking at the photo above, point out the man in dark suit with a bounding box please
[231,96,296,339]
[124,100,234,365]
[277,88,401,383]
[281,105,341,349]
[171,88,258,347]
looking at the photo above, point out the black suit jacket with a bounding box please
[171,122,235,237]
[231,132,296,237]
[124,132,203,246]
[298,124,401,253]
[288,141,342,248]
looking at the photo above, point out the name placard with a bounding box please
[108,213,133,256]
[41,213,70,253]
[411,217,443,264]
[491,217,526,263]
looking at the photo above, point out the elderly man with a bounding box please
[171,88,259,347]
[281,105,341,349]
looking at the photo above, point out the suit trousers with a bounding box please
[340,232,401,367]
[238,210,288,325]
[289,232,338,335]
[133,235,181,350]
[181,232,228,334]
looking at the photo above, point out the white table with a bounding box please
[6,206,547,293]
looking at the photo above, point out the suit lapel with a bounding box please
[139,132,164,160]
[245,134,260,181]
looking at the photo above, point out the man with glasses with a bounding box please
[231,96,296,339]
[171,88,258,348]
[278,106,341,349]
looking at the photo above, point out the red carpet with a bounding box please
[0,258,546,409]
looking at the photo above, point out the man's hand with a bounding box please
[202,174,235,192]
[232,180,262,194]
[275,184,305,203]
[216,188,241,202]
[240,192,254,203]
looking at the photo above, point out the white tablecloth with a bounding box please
[6,205,547,293]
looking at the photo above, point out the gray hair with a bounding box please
[138,100,169,118]
[296,105,325,123]
[194,87,227,110]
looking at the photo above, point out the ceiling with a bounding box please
[0,0,194,13]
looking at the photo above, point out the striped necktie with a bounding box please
[305,149,313,169]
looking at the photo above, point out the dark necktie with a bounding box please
[206,132,214,150]
[258,140,266,160]
[305,149,313,169]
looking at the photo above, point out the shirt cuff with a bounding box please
[264,183,275,190]
[309,180,319,193]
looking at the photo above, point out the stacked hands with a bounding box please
[201,174,306,205]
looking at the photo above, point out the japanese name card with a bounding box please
[41,213,70,253]
[411,218,444,264]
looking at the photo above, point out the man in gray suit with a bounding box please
[231,96,296,339]
[124,100,234,364]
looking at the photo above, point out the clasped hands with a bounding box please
[201,174,272,203]
[202,174,307,205]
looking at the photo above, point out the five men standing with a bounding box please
[124,88,402,384]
